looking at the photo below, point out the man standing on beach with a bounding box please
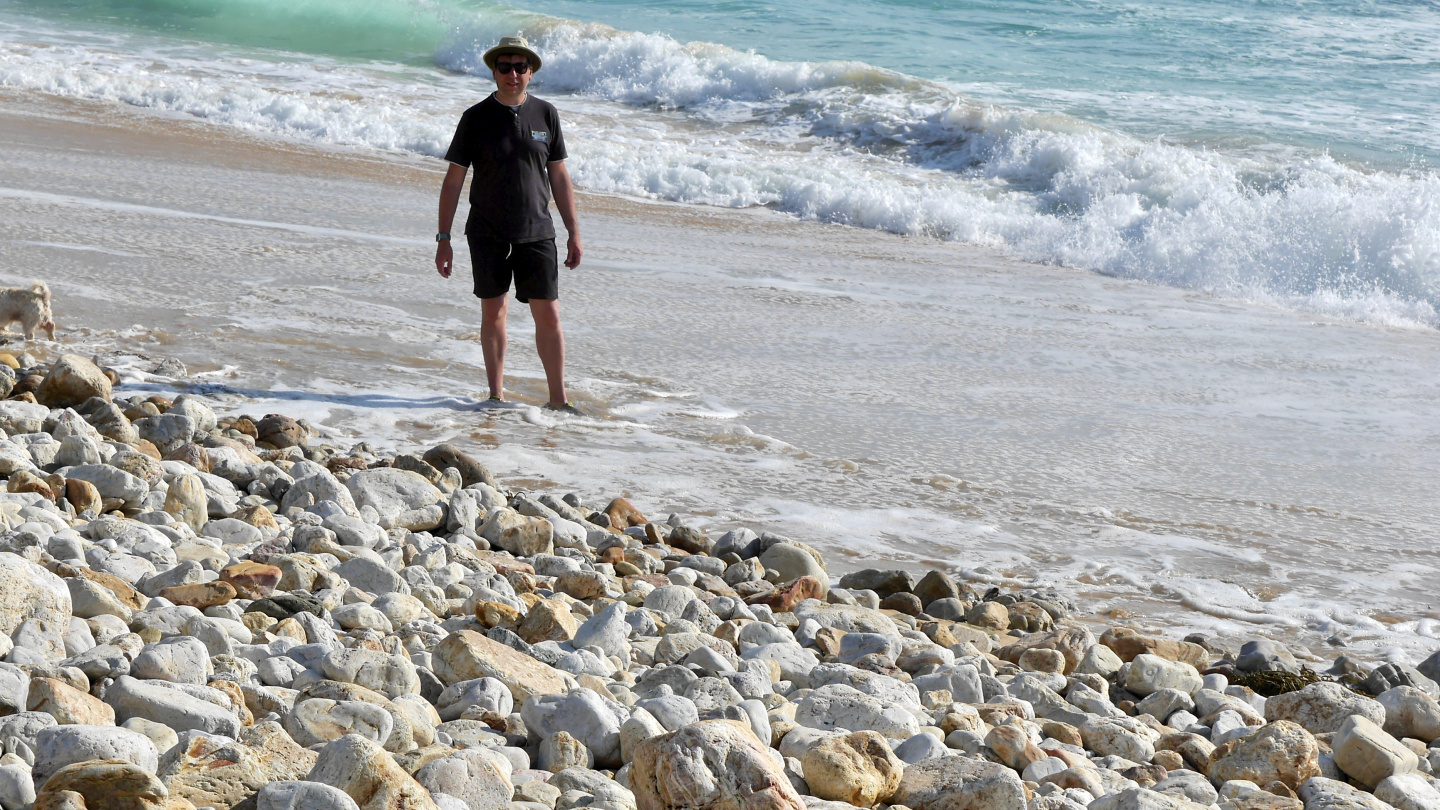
[434,35,582,413]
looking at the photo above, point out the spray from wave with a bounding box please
[3,0,1439,327]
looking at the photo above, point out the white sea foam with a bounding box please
[2,7,1439,334]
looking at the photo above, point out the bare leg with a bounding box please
[529,299,567,407]
[480,295,508,399]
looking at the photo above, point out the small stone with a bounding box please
[604,498,648,531]
[156,581,236,610]
[837,569,915,599]
[432,630,576,704]
[986,723,1047,772]
[130,637,213,684]
[219,562,282,600]
[256,414,306,448]
[421,444,497,489]
[539,730,593,772]
[1081,716,1157,763]
[1019,648,1066,673]
[759,544,828,595]
[518,600,579,645]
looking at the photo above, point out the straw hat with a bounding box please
[483,36,542,72]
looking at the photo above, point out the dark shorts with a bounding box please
[467,236,558,303]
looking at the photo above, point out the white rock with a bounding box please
[414,749,514,809]
[34,724,159,782]
[1265,681,1387,735]
[103,674,242,737]
[1333,713,1419,789]
[521,688,630,767]
[346,468,443,530]
[65,464,149,508]
[0,554,72,640]
[1375,772,1440,810]
[1125,654,1202,697]
[1081,716,1159,763]
[794,684,920,739]
[320,648,419,699]
[130,636,213,684]
[1378,687,1440,743]
[0,763,34,810]
[284,699,394,748]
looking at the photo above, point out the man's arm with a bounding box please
[549,160,582,269]
[435,162,467,278]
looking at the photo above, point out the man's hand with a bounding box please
[436,241,453,278]
[565,234,582,269]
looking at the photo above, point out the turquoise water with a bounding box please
[518,0,1440,168]
[3,0,1440,327]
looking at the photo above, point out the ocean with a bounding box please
[1,0,1438,662]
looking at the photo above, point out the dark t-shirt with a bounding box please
[444,94,568,243]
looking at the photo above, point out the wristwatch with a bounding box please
[436,232,450,242]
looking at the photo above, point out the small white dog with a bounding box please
[0,282,56,340]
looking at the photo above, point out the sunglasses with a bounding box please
[495,61,531,75]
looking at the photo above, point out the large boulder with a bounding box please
[34,725,159,783]
[37,355,112,409]
[159,721,318,810]
[345,469,444,531]
[63,465,148,510]
[629,720,805,810]
[1331,714,1418,790]
[306,734,440,810]
[1264,681,1386,735]
[0,554,71,638]
[33,760,169,810]
[1208,720,1321,791]
[890,755,1027,810]
[1376,686,1440,743]
[431,631,576,704]
[521,688,630,767]
[103,675,242,737]
[800,730,904,806]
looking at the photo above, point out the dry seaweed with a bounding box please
[1230,667,1375,698]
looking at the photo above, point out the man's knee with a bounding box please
[481,296,509,326]
[529,300,562,331]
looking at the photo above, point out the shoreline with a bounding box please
[3,87,1439,669]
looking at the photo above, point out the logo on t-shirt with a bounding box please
[531,131,549,142]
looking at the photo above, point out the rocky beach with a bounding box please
[0,346,1433,810]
